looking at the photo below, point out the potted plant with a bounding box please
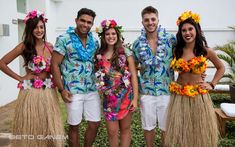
[215,27,235,102]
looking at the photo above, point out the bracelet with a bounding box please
[58,88,65,93]
[209,82,215,89]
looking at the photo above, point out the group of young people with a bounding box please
[0,5,225,147]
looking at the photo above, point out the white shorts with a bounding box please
[65,91,101,125]
[140,95,170,131]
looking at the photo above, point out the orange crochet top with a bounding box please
[170,55,207,74]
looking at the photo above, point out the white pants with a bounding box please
[65,91,101,125]
[140,95,170,131]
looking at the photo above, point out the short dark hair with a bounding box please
[141,6,158,18]
[77,8,96,19]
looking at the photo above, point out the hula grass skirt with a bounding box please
[12,88,65,147]
[165,93,218,147]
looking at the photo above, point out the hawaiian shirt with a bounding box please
[54,27,99,94]
[132,25,176,96]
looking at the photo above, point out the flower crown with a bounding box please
[24,10,48,24]
[96,19,123,38]
[176,11,200,26]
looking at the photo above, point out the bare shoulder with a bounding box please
[16,42,25,51]
[46,42,53,48]
[206,47,216,58]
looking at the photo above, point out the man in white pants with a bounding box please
[132,6,176,147]
[51,8,100,147]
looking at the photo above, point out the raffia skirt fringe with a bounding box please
[11,88,65,147]
[165,93,219,147]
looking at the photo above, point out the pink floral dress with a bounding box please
[95,48,133,121]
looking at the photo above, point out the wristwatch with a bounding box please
[58,88,65,93]
[209,82,215,89]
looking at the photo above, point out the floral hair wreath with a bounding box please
[176,11,200,26]
[24,10,48,24]
[96,19,123,38]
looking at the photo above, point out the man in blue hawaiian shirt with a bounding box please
[51,8,100,147]
[132,6,176,147]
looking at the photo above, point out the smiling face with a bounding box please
[181,23,197,44]
[105,28,118,47]
[33,20,45,40]
[75,14,94,35]
[142,13,159,33]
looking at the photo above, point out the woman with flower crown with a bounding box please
[164,11,225,147]
[0,10,64,147]
[95,19,138,147]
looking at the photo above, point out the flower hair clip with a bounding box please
[24,10,48,24]
[96,19,123,38]
[176,11,200,26]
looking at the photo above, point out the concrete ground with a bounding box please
[0,101,15,147]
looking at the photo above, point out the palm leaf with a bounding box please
[222,74,235,83]
[215,43,235,62]
[217,54,233,67]
[214,26,235,84]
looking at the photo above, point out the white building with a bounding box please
[0,0,235,106]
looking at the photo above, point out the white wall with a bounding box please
[54,0,235,83]
[45,0,58,44]
[0,0,19,106]
[54,0,235,46]
[27,0,46,12]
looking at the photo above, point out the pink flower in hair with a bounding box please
[101,20,107,28]
[96,19,123,38]
[24,10,47,24]
[110,20,117,27]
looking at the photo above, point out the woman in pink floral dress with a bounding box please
[95,19,138,147]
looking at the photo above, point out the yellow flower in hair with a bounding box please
[180,11,191,21]
[105,20,111,27]
[192,13,200,24]
[177,11,200,25]
[95,26,102,34]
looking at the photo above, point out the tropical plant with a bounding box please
[215,27,235,85]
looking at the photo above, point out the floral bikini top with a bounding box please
[27,44,52,74]
[18,44,54,90]
[170,55,208,74]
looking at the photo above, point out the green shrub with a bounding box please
[60,92,234,147]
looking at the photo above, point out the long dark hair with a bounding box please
[22,16,46,66]
[175,18,208,59]
[95,27,124,71]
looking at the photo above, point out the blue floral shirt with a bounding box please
[54,27,99,94]
[132,26,176,96]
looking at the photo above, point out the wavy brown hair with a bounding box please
[95,27,125,71]
[22,16,46,66]
[175,18,208,59]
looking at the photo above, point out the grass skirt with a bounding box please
[12,88,65,147]
[165,93,218,147]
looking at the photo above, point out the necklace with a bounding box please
[36,43,46,56]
